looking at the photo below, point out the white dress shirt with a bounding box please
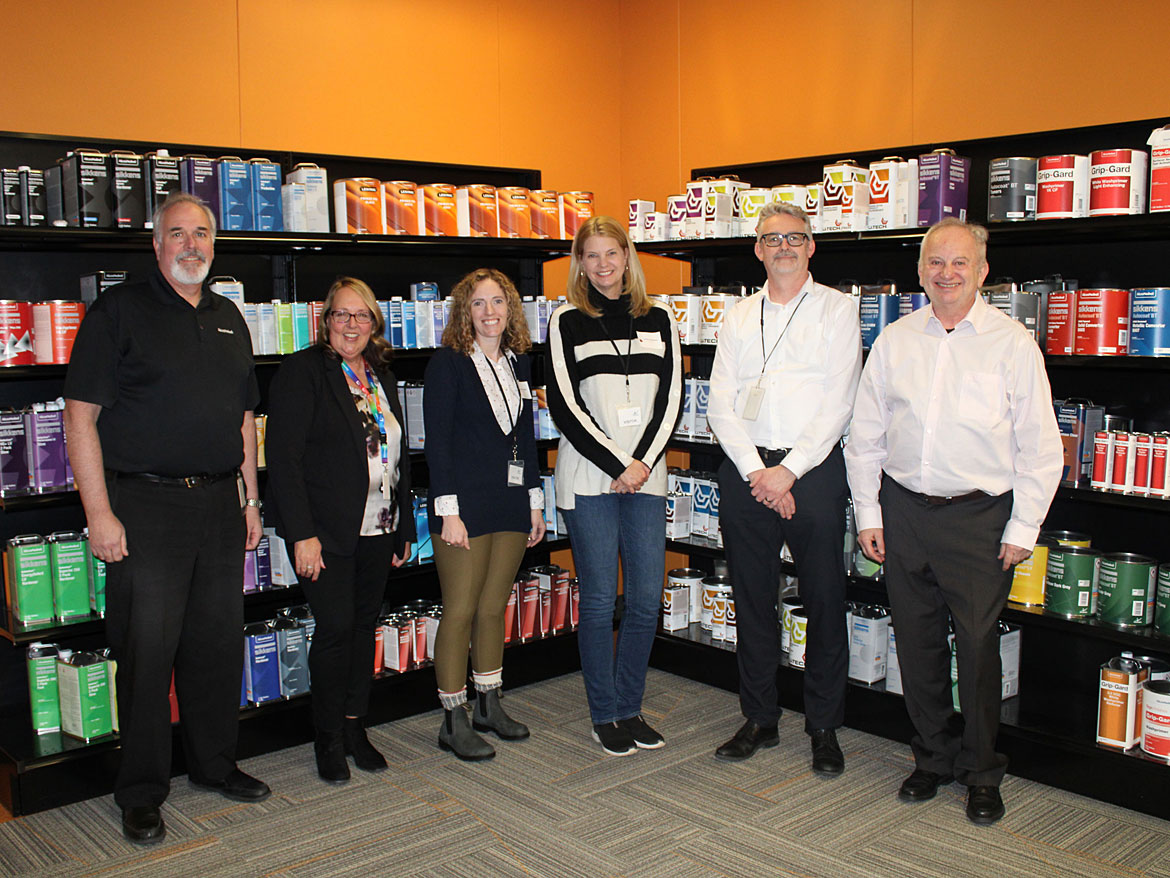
[707,275,862,480]
[844,295,1064,549]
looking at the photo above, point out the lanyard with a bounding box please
[596,314,635,402]
[759,292,808,379]
[340,359,390,473]
[485,353,522,460]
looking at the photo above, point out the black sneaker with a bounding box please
[618,715,665,749]
[591,722,637,756]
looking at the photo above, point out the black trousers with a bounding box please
[105,476,246,809]
[300,534,396,732]
[718,445,849,732]
[880,477,1014,786]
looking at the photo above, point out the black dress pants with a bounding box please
[718,445,849,732]
[299,534,397,732]
[105,476,246,809]
[880,477,1014,786]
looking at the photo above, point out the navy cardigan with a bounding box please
[423,346,540,538]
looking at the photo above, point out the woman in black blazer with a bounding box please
[265,277,414,784]
[424,268,546,761]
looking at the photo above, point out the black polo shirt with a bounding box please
[64,267,260,475]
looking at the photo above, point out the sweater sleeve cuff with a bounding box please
[529,487,544,509]
[434,494,459,516]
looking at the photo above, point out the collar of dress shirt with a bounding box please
[763,274,817,308]
[925,293,989,337]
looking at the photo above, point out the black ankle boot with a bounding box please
[315,730,350,784]
[473,688,530,740]
[438,706,495,761]
[343,717,387,772]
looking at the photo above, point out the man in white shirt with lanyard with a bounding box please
[707,202,862,775]
[844,217,1062,825]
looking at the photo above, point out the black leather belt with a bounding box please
[115,469,238,489]
[756,446,790,465]
[917,489,986,506]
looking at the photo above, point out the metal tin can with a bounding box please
[987,156,1037,221]
[1129,288,1170,357]
[1154,564,1170,635]
[788,608,809,668]
[1089,148,1149,217]
[668,568,705,625]
[1009,536,1056,606]
[1073,288,1130,356]
[700,575,731,631]
[1096,553,1157,627]
[32,300,86,364]
[1044,545,1101,618]
[780,597,803,654]
[1040,530,1092,547]
[1141,679,1170,761]
[1036,154,1089,219]
[0,300,35,366]
[1044,290,1077,355]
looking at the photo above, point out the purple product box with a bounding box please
[180,155,220,221]
[24,405,68,493]
[917,151,970,226]
[243,549,257,594]
[0,410,30,495]
[255,535,271,590]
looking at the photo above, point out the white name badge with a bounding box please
[742,385,765,421]
[636,330,663,349]
[507,460,525,486]
[517,380,532,400]
[617,404,643,427]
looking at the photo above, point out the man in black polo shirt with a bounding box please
[63,192,270,845]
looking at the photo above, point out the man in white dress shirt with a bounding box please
[844,217,1062,825]
[708,202,862,774]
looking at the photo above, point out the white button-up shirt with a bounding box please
[707,275,862,480]
[844,295,1064,549]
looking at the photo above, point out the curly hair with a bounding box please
[441,268,533,356]
[315,276,394,367]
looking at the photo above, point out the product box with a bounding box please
[217,156,253,231]
[1098,657,1148,749]
[848,607,889,683]
[628,199,654,242]
[821,161,869,232]
[144,151,182,222]
[273,617,310,697]
[243,623,282,704]
[249,158,283,232]
[497,187,532,238]
[2,168,22,225]
[703,190,734,239]
[662,583,690,631]
[59,150,113,228]
[57,650,113,741]
[529,189,561,239]
[0,411,31,496]
[685,180,707,239]
[109,150,147,229]
[1054,399,1105,487]
[87,539,106,616]
[669,294,701,345]
[456,184,498,237]
[736,188,770,237]
[404,383,425,450]
[867,157,912,230]
[209,276,245,316]
[917,149,970,226]
[255,302,277,355]
[383,181,420,235]
[665,492,692,539]
[48,531,90,621]
[79,270,129,308]
[26,642,60,734]
[25,403,69,493]
[17,166,46,227]
[420,183,457,236]
[285,162,330,232]
[180,154,220,220]
[559,191,593,239]
[885,625,902,695]
[7,534,53,624]
[803,182,822,233]
[334,178,384,234]
[281,183,308,231]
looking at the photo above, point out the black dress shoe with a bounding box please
[898,768,954,802]
[809,728,844,776]
[189,767,271,802]
[966,785,1005,825]
[121,805,165,845]
[714,720,779,762]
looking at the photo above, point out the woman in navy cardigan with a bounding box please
[424,268,546,760]
[265,277,414,784]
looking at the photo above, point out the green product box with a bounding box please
[7,535,54,625]
[49,531,90,621]
[57,650,113,741]
[26,642,61,734]
[275,302,295,354]
[86,540,107,616]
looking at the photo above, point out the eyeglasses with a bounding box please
[329,309,374,325]
[758,232,810,248]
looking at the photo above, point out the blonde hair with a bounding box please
[441,268,532,355]
[565,216,650,318]
[316,277,393,367]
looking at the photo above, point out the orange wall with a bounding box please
[4,1,1166,296]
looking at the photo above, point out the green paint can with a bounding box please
[1044,545,1102,618]
[1152,564,1170,636]
[48,531,90,622]
[1096,553,1157,628]
[86,539,106,617]
[6,535,53,625]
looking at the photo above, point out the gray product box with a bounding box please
[1,168,21,225]
[43,164,64,226]
[273,617,311,697]
[109,151,147,229]
[20,167,47,226]
[180,155,220,220]
[79,270,129,308]
[144,151,182,221]
[60,150,113,228]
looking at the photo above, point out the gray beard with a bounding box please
[171,255,209,286]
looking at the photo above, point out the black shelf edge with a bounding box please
[667,438,723,456]
[1054,485,1170,511]
[1045,355,1170,371]
[0,490,80,511]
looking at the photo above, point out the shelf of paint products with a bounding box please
[0,227,574,261]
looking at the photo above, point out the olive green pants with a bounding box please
[432,531,527,693]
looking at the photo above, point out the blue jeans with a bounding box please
[562,492,665,725]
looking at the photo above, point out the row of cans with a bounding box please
[673,378,713,443]
[1090,431,1170,498]
[0,400,74,496]
[0,300,86,366]
[1096,653,1170,758]
[504,566,580,645]
[376,600,442,676]
[6,532,106,626]
[661,570,736,642]
[26,643,117,741]
[1045,287,1170,357]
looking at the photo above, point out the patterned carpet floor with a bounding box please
[1,669,1168,877]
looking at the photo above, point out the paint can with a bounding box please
[1133,433,1153,496]
[497,186,532,238]
[662,583,690,631]
[1040,530,1091,547]
[1154,564,1170,635]
[1151,434,1169,498]
[1044,545,1101,618]
[1090,430,1114,490]
[1044,290,1077,355]
[987,157,1037,221]
[1036,154,1089,219]
[1131,655,1170,682]
[1089,148,1149,216]
[31,300,86,364]
[780,597,803,654]
[1096,553,1157,628]
[788,608,809,669]
[859,292,900,350]
[1141,679,1170,761]
[699,294,736,345]
[383,181,419,235]
[1110,432,1133,493]
[1129,288,1170,357]
[559,191,593,240]
[711,592,729,640]
[1098,656,1147,749]
[1008,536,1056,607]
[1073,288,1130,356]
[0,300,35,366]
[700,575,731,631]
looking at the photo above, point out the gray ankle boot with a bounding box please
[473,688,530,740]
[438,706,495,761]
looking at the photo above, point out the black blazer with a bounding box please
[423,346,540,538]
[265,345,414,557]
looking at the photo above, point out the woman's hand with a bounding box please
[611,460,651,494]
[392,544,411,567]
[527,508,547,547]
[441,515,471,550]
[294,537,325,582]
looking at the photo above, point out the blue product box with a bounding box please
[409,282,440,301]
[388,299,404,348]
[401,301,416,349]
[244,623,282,704]
[249,158,283,232]
[217,156,253,231]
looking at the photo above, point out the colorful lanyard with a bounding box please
[340,360,390,475]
